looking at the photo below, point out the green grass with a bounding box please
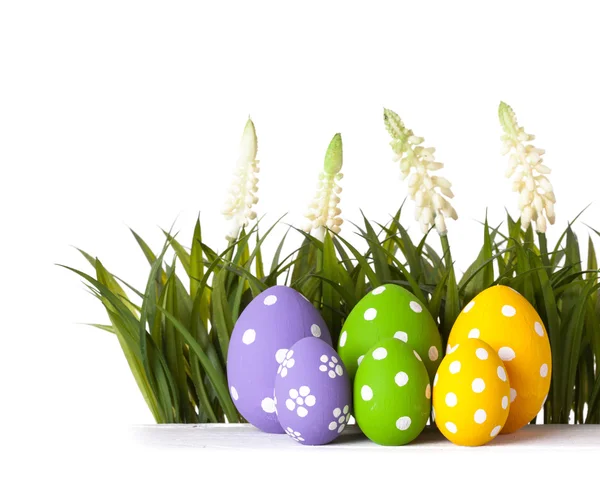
[63,207,600,425]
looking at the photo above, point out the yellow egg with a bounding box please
[448,285,551,434]
[433,339,510,446]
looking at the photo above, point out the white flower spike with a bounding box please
[222,117,260,240]
[498,102,555,233]
[304,133,344,241]
[384,108,457,235]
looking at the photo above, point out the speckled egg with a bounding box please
[448,285,551,434]
[274,337,352,445]
[433,338,510,446]
[338,284,442,382]
[353,338,431,446]
[227,286,332,433]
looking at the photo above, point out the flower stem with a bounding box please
[537,231,550,269]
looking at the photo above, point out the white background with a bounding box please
[1,0,599,476]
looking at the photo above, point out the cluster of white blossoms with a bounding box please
[303,133,344,240]
[222,118,260,240]
[498,102,555,233]
[383,108,457,235]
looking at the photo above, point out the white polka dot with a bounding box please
[395,371,409,387]
[498,346,516,361]
[339,331,347,347]
[320,355,328,362]
[413,350,422,361]
[261,397,275,413]
[449,360,461,374]
[364,308,377,321]
[332,357,338,363]
[335,365,343,376]
[333,408,341,417]
[497,366,507,382]
[242,329,256,345]
[490,425,501,437]
[447,344,459,354]
[476,348,489,360]
[338,416,344,424]
[445,422,458,434]
[502,396,508,409]
[433,373,439,386]
[410,301,423,313]
[263,295,277,306]
[289,389,298,399]
[502,305,516,317]
[329,362,334,367]
[319,365,327,372]
[372,285,386,295]
[230,386,238,401]
[472,378,486,393]
[328,421,337,431]
[286,399,295,410]
[275,349,288,364]
[287,358,295,368]
[337,424,346,433]
[540,363,548,378]
[286,350,294,359]
[297,407,308,417]
[428,346,439,361]
[468,328,480,339]
[281,368,288,377]
[305,395,316,407]
[396,416,411,431]
[343,405,349,414]
[373,347,387,360]
[474,409,487,424]
[310,324,321,337]
[425,384,431,399]
[534,321,544,337]
[361,385,373,401]
[445,392,458,407]
[394,331,408,342]
[510,388,517,403]
[463,301,475,313]
[357,355,364,366]
[328,371,335,379]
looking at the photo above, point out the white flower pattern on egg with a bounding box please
[328,405,350,433]
[285,426,305,442]
[318,354,344,378]
[277,349,295,377]
[285,386,316,417]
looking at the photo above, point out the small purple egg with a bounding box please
[227,286,332,433]
[274,337,352,445]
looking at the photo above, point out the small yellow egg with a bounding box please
[448,286,551,433]
[433,339,510,446]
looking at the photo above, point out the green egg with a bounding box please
[337,284,442,382]
[354,338,431,446]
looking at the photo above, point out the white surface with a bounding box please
[1,2,600,476]
[133,423,600,451]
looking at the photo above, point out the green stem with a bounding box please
[538,231,550,270]
[440,233,460,340]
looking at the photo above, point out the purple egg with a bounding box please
[227,285,332,433]
[274,337,352,445]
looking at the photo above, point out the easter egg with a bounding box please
[227,286,332,433]
[274,337,352,445]
[353,338,431,446]
[432,338,510,446]
[448,285,551,433]
[338,284,442,382]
